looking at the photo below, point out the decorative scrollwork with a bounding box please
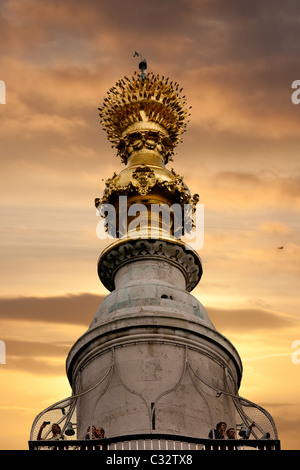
[98,72,191,163]
[117,130,174,164]
[131,165,157,195]
[98,239,203,292]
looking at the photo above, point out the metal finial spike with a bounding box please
[133,51,147,82]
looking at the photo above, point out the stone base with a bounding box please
[66,239,242,440]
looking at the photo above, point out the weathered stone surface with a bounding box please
[66,244,242,439]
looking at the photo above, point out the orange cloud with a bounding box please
[0,0,300,452]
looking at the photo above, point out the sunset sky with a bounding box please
[0,0,300,450]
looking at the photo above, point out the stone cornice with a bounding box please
[98,238,202,292]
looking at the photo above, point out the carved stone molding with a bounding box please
[98,238,202,292]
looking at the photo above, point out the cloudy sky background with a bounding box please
[0,0,300,450]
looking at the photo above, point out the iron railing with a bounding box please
[28,433,281,451]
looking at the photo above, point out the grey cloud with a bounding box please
[214,171,300,199]
[3,339,69,375]
[4,355,66,376]
[5,339,70,358]
[2,0,299,67]
[0,293,104,325]
[208,306,297,332]
[0,293,296,333]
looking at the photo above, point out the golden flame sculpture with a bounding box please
[96,64,198,241]
[98,71,192,164]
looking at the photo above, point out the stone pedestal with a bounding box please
[66,239,242,440]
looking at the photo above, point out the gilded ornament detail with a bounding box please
[131,166,156,195]
[98,72,191,163]
[95,64,199,241]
